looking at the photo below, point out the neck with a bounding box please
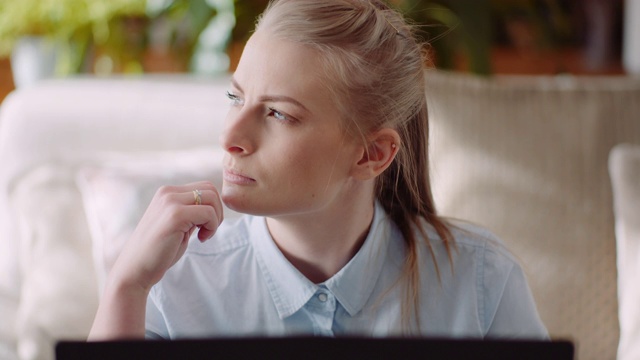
[266,188,376,283]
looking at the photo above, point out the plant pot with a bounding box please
[10,36,60,88]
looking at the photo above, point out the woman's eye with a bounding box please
[225,91,243,106]
[268,107,288,122]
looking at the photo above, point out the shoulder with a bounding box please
[412,218,527,306]
[434,222,547,337]
[450,221,518,264]
[415,219,519,271]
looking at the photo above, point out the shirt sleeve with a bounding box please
[481,245,549,339]
[145,286,169,340]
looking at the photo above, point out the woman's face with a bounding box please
[219,31,363,218]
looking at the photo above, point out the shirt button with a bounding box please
[318,293,328,302]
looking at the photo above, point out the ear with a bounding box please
[351,128,400,180]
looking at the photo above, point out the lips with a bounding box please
[223,168,256,185]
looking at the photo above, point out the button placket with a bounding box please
[308,289,336,336]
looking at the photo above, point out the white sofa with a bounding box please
[0,75,234,360]
[0,72,638,360]
[609,143,640,360]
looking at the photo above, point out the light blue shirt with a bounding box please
[146,202,547,339]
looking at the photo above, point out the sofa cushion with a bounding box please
[11,165,99,360]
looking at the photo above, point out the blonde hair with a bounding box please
[256,0,454,332]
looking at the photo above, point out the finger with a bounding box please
[197,194,225,241]
[196,227,216,242]
[177,189,223,220]
[177,205,221,241]
[197,188,223,220]
[172,190,223,241]
[154,183,224,240]
[160,183,223,218]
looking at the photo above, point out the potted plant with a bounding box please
[0,0,234,87]
[0,0,147,86]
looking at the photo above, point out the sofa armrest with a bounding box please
[610,143,640,360]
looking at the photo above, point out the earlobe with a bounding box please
[352,128,400,180]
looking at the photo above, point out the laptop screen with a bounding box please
[56,337,574,360]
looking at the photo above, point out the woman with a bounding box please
[89,0,547,340]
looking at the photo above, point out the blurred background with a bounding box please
[0,0,630,103]
[0,3,637,360]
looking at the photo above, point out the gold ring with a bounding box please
[193,189,202,205]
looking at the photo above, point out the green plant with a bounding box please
[490,0,574,50]
[0,0,147,73]
[398,0,575,75]
[397,0,493,75]
[146,0,234,74]
[0,0,232,75]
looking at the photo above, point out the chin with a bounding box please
[221,192,268,216]
[221,195,250,214]
[221,195,307,219]
[221,187,326,218]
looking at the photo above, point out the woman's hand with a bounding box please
[89,181,223,340]
[111,181,224,292]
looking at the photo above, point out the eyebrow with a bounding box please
[230,76,310,113]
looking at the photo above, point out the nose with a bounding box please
[219,107,256,155]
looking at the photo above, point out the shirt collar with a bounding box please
[250,216,317,319]
[323,201,392,316]
[250,201,393,319]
